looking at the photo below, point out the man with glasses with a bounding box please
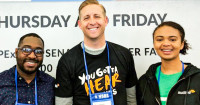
[0,33,55,105]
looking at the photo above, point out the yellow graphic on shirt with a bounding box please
[84,73,121,96]
[78,66,122,96]
[189,89,196,93]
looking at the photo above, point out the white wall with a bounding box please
[0,1,200,78]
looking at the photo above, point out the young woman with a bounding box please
[136,21,200,105]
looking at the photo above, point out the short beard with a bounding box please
[17,58,42,75]
[18,63,39,75]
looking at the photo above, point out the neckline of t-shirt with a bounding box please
[80,42,106,56]
[79,43,107,57]
[158,65,182,76]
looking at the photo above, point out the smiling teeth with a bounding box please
[89,28,97,30]
[162,49,171,51]
[27,62,35,64]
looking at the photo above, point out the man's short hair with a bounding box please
[18,33,44,47]
[78,0,106,18]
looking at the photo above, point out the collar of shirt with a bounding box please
[9,65,49,85]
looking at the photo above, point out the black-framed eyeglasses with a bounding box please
[18,47,44,57]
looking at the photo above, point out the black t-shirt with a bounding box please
[55,42,137,105]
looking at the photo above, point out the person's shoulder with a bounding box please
[138,73,147,83]
[0,66,15,86]
[107,41,131,54]
[57,43,82,65]
[38,71,55,83]
[186,63,200,70]
[68,42,82,53]
[139,62,161,80]
[60,42,81,59]
[0,69,10,77]
[0,66,15,79]
[184,63,200,76]
[0,70,10,81]
[108,41,128,49]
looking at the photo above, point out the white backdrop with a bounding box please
[0,1,200,78]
